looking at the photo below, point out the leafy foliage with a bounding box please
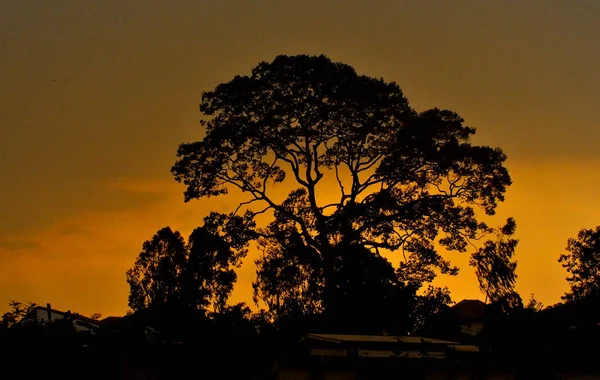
[126,213,253,312]
[525,293,544,312]
[127,227,187,311]
[0,300,36,327]
[172,54,512,316]
[253,230,451,333]
[253,227,323,316]
[559,226,600,301]
[470,217,520,307]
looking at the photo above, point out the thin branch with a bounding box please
[362,240,400,250]
[353,194,451,235]
[233,198,262,216]
[253,205,272,217]
[261,156,280,193]
[356,153,384,173]
[319,203,341,212]
[312,142,323,181]
[268,146,308,187]
[334,163,346,204]
[216,171,320,249]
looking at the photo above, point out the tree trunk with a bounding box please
[318,235,338,328]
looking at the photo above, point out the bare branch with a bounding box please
[319,203,341,212]
[334,163,347,204]
[269,146,308,187]
[261,156,280,193]
[312,142,323,181]
[253,205,272,217]
[356,153,384,173]
[233,198,262,216]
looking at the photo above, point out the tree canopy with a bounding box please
[126,213,253,313]
[172,54,512,319]
[559,226,600,302]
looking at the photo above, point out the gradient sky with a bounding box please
[1,1,599,317]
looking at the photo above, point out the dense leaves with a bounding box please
[172,54,512,316]
[559,226,600,301]
[126,227,187,311]
[126,213,253,312]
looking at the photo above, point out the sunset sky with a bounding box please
[1,1,599,318]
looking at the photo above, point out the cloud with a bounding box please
[0,177,176,240]
[0,174,253,315]
[0,237,39,251]
[58,225,85,235]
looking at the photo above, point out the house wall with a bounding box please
[32,309,99,332]
[277,367,600,380]
[277,367,357,380]
[459,321,484,336]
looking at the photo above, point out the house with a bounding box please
[273,332,600,379]
[415,299,487,342]
[28,303,103,333]
[274,333,481,380]
[452,299,486,336]
[304,333,479,359]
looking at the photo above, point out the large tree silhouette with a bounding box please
[172,54,512,317]
[559,226,600,302]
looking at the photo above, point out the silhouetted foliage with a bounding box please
[253,228,452,333]
[253,227,323,316]
[0,300,36,327]
[559,225,600,302]
[127,227,187,311]
[172,54,512,319]
[0,303,109,380]
[410,285,453,331]
[126,213,253,313]
[524,293,544,312]
[470,217,520,308]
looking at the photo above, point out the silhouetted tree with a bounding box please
[172,54,512,318]
[470,217,520,309]
[127,227,187,311]
[126,213,253,313]
[559,225,600,302]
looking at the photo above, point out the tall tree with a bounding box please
[172,54,512,316]
[126,213,252,312]
[559,226,600,302]
[126,227,187,311]
[469,217,520,307]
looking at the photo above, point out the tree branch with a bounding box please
[334,163,348,205]
[233,198,262,216]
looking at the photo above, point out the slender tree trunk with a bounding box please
[322,250,336,316]
[318,235,338,327]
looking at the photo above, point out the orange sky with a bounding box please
[1,1,599,317]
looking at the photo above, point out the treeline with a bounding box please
[4,54,600,378]
[4,286,600,378]
[0,302,272,379]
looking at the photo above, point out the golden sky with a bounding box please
[1,1,599,317]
